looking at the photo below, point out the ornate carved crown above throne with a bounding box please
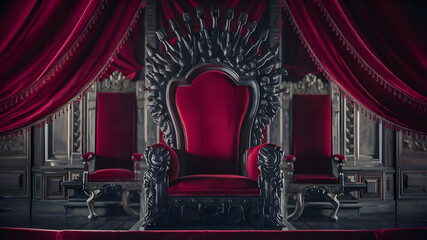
[139,6,287,230]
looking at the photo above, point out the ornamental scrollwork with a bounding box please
[258,145,284,227]
[142,146,170,226]
[145,6,287,148]
[293,73,329,94]
[99,71,135,92]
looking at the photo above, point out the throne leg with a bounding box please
[86,189,101,220]
[122,188,139,218]
[325,192,340,222]
[287,192,305,221]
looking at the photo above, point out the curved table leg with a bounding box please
[86,189,101,220]
[325,192,340,222]
[287,192,305,221]
[122,188,140,218]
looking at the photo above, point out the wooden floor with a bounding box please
[0,198,426,231]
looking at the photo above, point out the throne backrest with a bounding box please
[145,7,285,176]
[94,73,136,170]
[292,94,332,175]
[171,70,251,175]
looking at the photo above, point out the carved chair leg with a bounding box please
[86,189,101,220]
[122,188,139,218]
[325,192,340,222]
[287,192,305,221]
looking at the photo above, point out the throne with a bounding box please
[81,71,142,220]
[284,75,345,221]
[136,7,288,229]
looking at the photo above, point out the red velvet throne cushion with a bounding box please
[165,71,260,196]
[292,94,338,183]
[175,71,250,175]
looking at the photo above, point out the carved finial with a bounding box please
[99,71,134,92]
[196,7,205,30]
[225,9,234,32]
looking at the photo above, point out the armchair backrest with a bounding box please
[170,70,251,175]
[95,92,136,170]
[292,94,332,175]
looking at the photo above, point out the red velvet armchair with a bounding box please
[134,6,288,230]
[284,94,345,222]
[81,72,142,220]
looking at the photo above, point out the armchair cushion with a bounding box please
[88,168,136,182]
[168,174,260,196]
[293,174,339,184]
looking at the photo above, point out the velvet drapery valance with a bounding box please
[0,0,145,135]
[0,0,426,138]
[281,0,427,137]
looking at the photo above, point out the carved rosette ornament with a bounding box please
[293,73,329,95]
[145,6,287,147]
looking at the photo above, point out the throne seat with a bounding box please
[168,174,260,196]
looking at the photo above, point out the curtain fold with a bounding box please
[281,0,427,137]
[0,0,145,135]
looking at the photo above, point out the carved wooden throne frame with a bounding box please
[137,6,288,230]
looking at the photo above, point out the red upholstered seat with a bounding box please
[88,168,136,182]
[293,174,339,184]
[168,174,260,196]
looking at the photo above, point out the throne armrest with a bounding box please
[142,143,180,226]
[247,143,282,182]
[145,143,180,182]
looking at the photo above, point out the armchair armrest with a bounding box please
[132,153,144,180]
[284,155,295,182]
[285,155,296,163]
[333,154,345,164]
[332,154,345,184]
[81,152,95,184]
[82,152,95,162]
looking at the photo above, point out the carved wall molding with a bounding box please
[293,73,329,95]
[72,102,81,153]
[98,71,136,92]
[0,135,25,153]
[145,6,287,148]
[403,134,427,152]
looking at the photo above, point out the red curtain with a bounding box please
[281,0,427,137]
[0,0,145,135]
